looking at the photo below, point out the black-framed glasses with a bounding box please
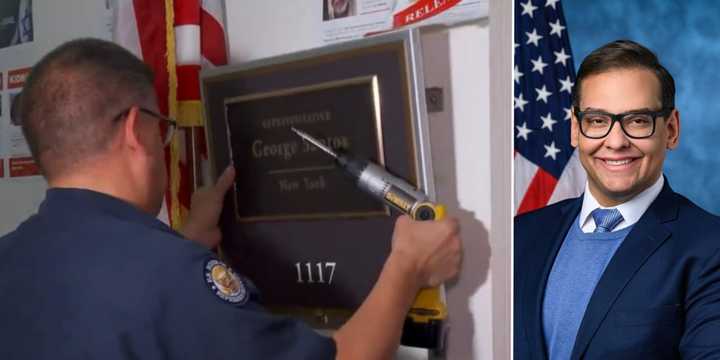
[574,107,673,139]
[115,107,178,147]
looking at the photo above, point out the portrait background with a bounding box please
[564,0,720,215]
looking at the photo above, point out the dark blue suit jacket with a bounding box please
[515,182,720,359]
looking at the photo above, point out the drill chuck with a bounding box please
[352,162,439,221]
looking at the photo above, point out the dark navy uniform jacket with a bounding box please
[0,188,336,359]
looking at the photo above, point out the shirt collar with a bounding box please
[578,175,664,233]
[41,187,177,236]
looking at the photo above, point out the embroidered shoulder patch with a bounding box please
[204,259,248,306]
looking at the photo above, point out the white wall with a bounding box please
[488,0,513,357]
[0,0,112,235]
[225,2,512,358]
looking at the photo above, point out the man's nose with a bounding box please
[604,121,631,149]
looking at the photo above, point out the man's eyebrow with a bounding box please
[581,107,607,112]
[582,107,653,113]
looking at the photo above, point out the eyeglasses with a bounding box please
[115,107,178,147]
[574,107,673,139]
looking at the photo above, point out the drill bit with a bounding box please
[291,127,338,159]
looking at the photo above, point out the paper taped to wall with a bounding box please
[320,0,488,44]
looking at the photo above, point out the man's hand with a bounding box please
[389,215,462,288]
[180,166,235,248]
[332,215,462,359]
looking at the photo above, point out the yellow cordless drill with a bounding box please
[292,127,447,350]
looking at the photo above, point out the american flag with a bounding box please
[113,0,229,227]
[514,0,585,215]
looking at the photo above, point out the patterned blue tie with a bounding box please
[591,208,624,233]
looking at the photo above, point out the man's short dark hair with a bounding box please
[19,38,155,178]
[573,40,675,110]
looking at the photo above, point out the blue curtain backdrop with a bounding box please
[564,0,720,215]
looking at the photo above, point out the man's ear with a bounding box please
[570,107,579,148]
[122,106,144,151]
[666,108,680,150]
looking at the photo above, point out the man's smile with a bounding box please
[595,156,641,171]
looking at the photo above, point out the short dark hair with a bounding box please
[19,38,155,178]
[573,40,675,110]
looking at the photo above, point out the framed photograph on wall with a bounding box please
[0,0,33,49]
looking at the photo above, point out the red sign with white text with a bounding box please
[9,157,40,177]
[393,0,461,27]
[8,68,31,89]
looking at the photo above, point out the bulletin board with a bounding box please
[0,0,112,236]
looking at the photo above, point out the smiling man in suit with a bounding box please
[514,40,720,359]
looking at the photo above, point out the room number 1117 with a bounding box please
[294,262,336,284]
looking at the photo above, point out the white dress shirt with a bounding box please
[578,175,664,233]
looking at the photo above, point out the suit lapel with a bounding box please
[522,198,582,359]
[570,184,679,359]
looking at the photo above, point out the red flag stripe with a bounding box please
[177,65,201,101]
[132,0,169,115]
[200,8,228,66]
[517,168,559,215]
[174,0,200,25]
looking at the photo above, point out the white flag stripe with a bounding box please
[112,0,142,58]
[175,25,202,65]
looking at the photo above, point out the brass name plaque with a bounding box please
[224,76,389,222]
